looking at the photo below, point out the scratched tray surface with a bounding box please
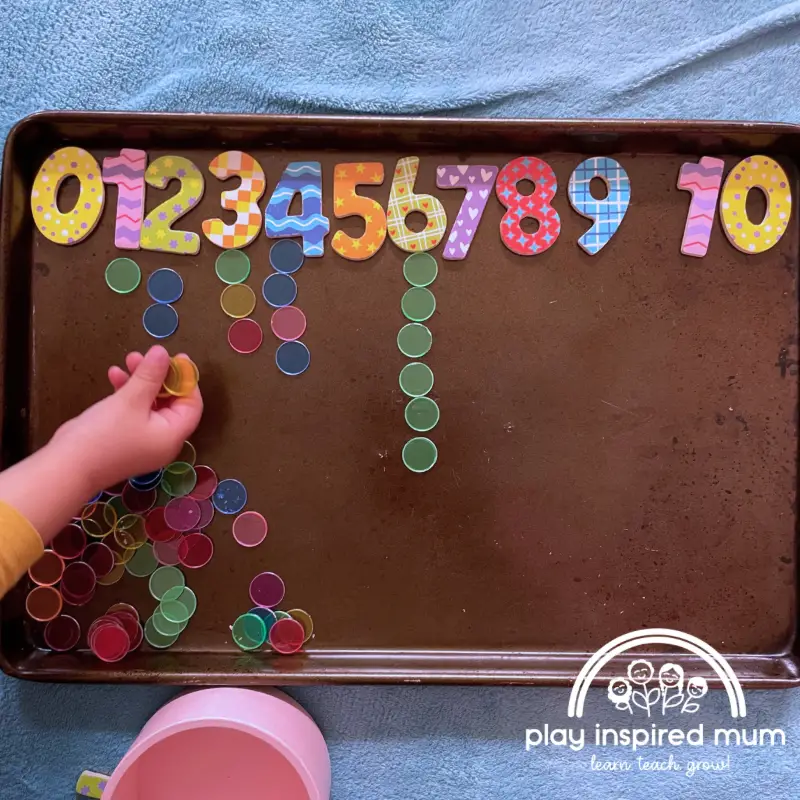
[0,114,797,684]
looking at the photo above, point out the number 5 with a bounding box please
[331,163,387,260]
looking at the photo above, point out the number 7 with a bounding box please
[436,165,498,260]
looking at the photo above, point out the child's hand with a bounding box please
[51,346,203,494]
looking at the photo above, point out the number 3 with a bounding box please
[202,151,266,249]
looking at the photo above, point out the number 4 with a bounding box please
[265,161,330,257]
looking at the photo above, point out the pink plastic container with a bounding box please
[103,687,330,800]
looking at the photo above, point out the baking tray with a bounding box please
[0,112,797,685]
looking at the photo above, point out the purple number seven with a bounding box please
[436,165,498,260]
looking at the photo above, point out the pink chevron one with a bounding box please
[677,157,724,257]
[102,148,146,249]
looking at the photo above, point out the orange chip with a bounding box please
[163,356,199,397]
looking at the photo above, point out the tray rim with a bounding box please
[1,110,798,687]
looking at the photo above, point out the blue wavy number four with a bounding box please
[265,161,330,256]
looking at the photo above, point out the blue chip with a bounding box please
[276,341,310,376]
[249,606,278,636]
[269,240,305,274]
[262,273,298,308]
[88,491,103,503]
[212,478,248,515]
[143,303,179,339]
[130,470,163,491]
[147,268,184,304]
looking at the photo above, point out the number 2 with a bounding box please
[141,156,205,255]
[436,165,498,260]
[495,157,560,255]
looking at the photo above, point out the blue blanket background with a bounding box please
[2,0,800,796]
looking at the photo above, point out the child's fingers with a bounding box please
[121,346,172,406]
[125,352,144,374]
[156,389,203,439]
[107,366,130,392]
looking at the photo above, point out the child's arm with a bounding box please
[0,346,203,596]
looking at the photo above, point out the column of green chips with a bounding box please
[399,253,440,473]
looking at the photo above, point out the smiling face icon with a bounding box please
[687,676,708,699]
[607,677,632,705]
[627,659,654,685]
[659,662,684,689]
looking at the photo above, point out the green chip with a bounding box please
[105,258,141,294]
[159,599,190,624]
[161,585,184,603]
[105,495,127,524]
[215,250,251,285]
[151,609,187,637]
[149,566,185,601]
[232,613,267,651]
[125,543,159,578]
[273,610,292,621]
[144,616,179,649]
[402,437,438,473]
[403,253,438,287]
[161,462,197,497]
[401,287,436,322]
[405,396,440,432]
[397,323,432,358]
[175,587,197,618]
[399,362,434,398]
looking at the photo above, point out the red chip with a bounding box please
[51,524,86,560]
[268,618,306,654]
[177,532,214,569]
[44,615,81,652]
[189,466,218,501]
[122,483,158,514]
[145,506,181,543]
[61,561,97,597]
[108,610,140,645]
[228,318,264,354]
[91,623,131,663]
[61,584,95,607]
[82,542,115,578]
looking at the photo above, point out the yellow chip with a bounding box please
[163,356,199,397]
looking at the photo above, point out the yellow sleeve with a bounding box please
[0,501,43,598]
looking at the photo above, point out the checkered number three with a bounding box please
[202,151,266,249]
[496,157,561,256]
[568,157,631,255]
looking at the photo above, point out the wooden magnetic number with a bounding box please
[331,162,386,260]
[436,165,498,260]
[202,151,266,249]
[141,156,205,255]
[567,157,630,255]
[495,157,560,255]
[102,148,146,250]
[720,155,791,254]
[265,161,330,257]
[387,157,447,252]
[31,147,105,245]
[677,157,724,257]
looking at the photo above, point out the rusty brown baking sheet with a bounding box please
[0,112,797,685]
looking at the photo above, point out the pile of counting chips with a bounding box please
[230,570,313,654]
[29,434,313,659]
